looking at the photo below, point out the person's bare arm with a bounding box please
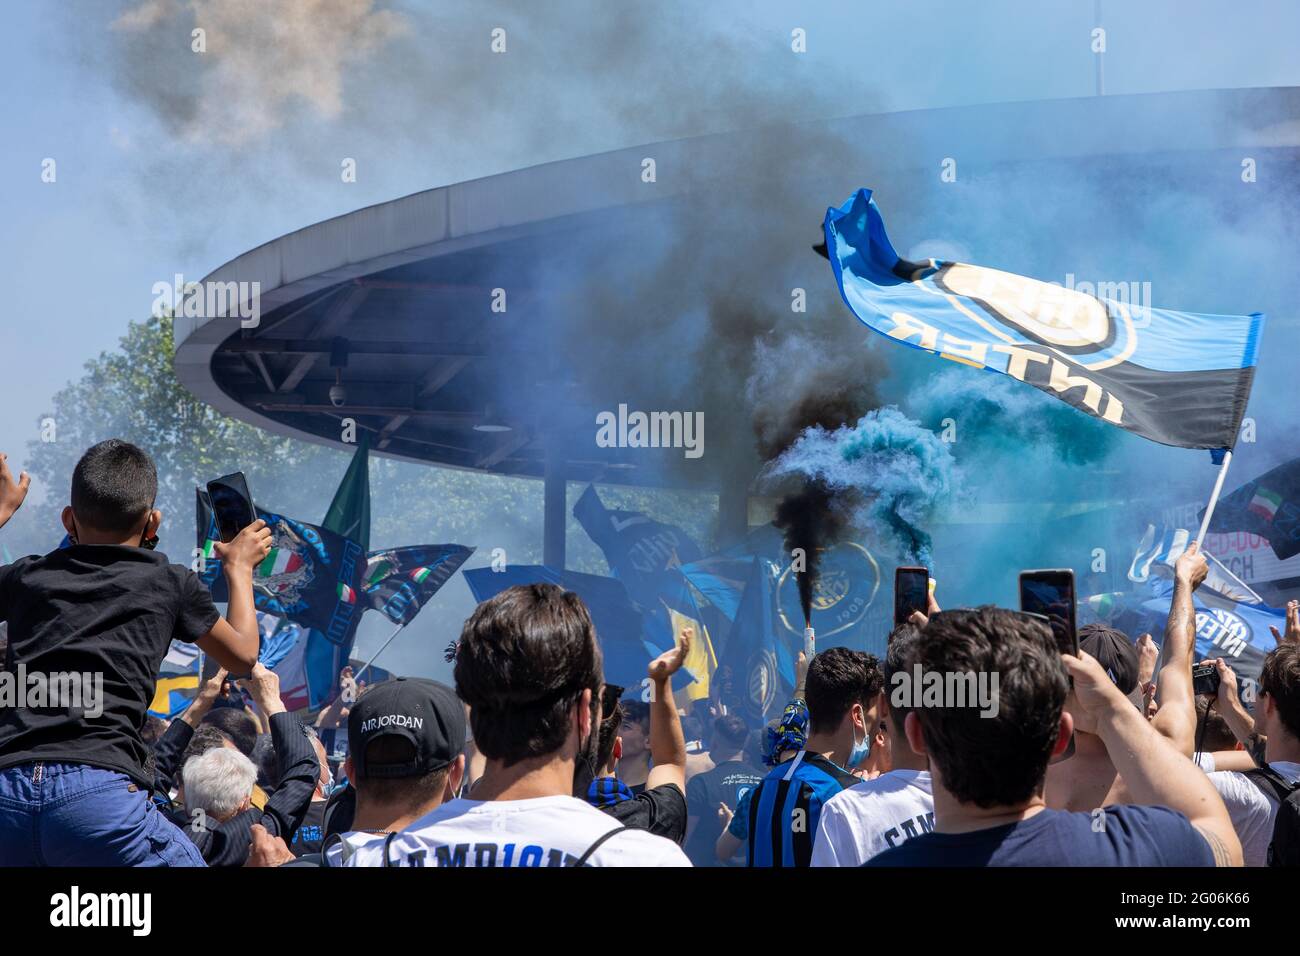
[1152,545,1208,755]
[645,628,691,794]
[715,803,742,862]
[181,667,227,729]
[793,650,810,700]
[195,520,271,674]
[1064,652,1242,866]
[1205,657,1256,747]
[1205,750,1258,773]
[0,453,31,529]
[1135,633,1158,687]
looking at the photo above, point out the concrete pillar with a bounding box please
[543,448,566,569]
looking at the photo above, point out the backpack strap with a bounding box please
[1244,766,1300,803]
[570,825,630,867]
[380,832,400,867]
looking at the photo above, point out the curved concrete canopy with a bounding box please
[174,87,1300,486]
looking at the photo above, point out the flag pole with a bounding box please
[355,621,406,684]
[1194,451,1233,550]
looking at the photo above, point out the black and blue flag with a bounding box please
[362,544,474,625]
[462,564,650,688]
[824,189,1263,450]
[196,490,366,645]
[1201,457,1300,561]
[572,484,703,609]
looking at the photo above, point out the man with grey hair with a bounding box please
[184,747,259,822]
[180,663,319,866]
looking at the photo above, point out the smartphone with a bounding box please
[321,727,350,761]
[1192,663,1221,697]
[206,471,256,543]
[1018,569,1079,657]
[894,566,930,627]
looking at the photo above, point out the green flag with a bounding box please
[322,436,371,552]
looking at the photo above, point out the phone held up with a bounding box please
[1018,568,1079,658]
[1019,568,1078,763]
[894,566,930,628]
[206,471,257,544]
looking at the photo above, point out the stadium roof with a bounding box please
[174,87,1300,488]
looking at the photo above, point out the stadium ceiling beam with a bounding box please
[375,413,410,451]
[415,356,472,397]
[276,285,371,393]
[475,428,534,469]
[373,357,472,449]
[243,352,277,393]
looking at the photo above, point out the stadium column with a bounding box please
[544,446,566,570]
[717,469,750,548]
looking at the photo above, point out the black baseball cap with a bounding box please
[347,677,465,779]
[1079,624,1141,701]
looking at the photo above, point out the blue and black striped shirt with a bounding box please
[746,751,859,867]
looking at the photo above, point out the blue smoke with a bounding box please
[766,407,956,566]
[909,367,1116,465]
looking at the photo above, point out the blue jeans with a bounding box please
[0,762,207,866]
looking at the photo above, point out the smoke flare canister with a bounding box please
[804,625,815,660]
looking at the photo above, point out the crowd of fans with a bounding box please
[0,440,1298,867]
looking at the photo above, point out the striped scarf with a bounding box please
[585,776,634,808]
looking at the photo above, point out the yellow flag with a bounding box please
[667,607,718,702]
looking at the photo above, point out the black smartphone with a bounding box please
[206,472,256,543]
[1018,569,1079,657]
[1192,663,1221,697]
[894,566,930,627]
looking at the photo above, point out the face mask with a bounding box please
[847,716,871,768]
[69,512,158,549]
[572,695,602,796]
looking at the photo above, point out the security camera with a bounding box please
[328,383,347,408]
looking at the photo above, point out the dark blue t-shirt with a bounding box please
[865,806,1214,867]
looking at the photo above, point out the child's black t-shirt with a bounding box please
[0,544,220,787]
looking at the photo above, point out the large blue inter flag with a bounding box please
[824,189,1263,450]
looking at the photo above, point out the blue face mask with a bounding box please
[847,717,871,768]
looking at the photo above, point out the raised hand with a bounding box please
[1269,600,1300,646]
[213,518,272,573]
[717,801,734,829]
[0,453,31,526]
[245,823,296,867]
[649,626,691,683]
[1174,541,1209,592]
